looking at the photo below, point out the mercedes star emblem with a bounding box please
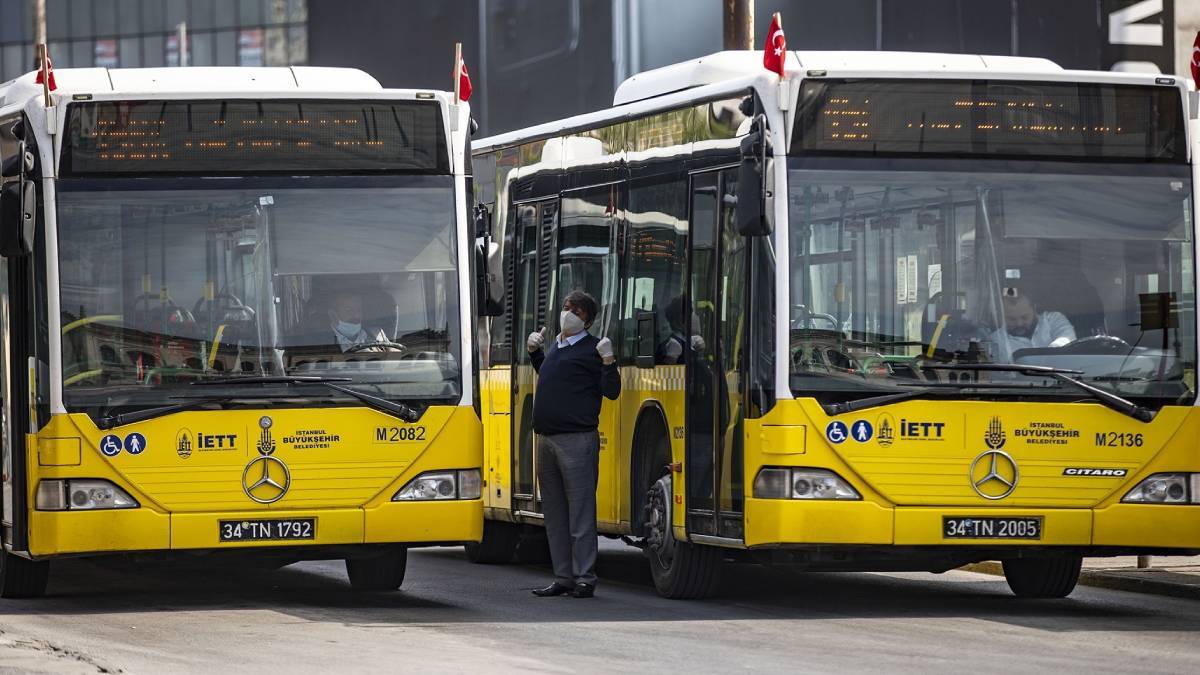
[242,454,291,504]
[970,450,1019,500]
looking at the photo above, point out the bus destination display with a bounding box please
[794,79,1185,161]
[63,99,449,175]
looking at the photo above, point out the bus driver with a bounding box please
[990,288,1076,361]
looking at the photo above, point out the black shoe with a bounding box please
[532,582,573,597]
[572,583,595,598]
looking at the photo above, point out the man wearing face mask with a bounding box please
[328,291,390,352]
[527,289,620,599]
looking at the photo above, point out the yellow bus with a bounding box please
[0,65,483,597]
[471,51,1200,598]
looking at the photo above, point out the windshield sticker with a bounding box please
[123,432,147,455]
[825,421,849,444]
[283,429,341,450]
[1015,422,1080,445]
[99,434,122,457]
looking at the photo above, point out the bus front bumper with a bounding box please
[27,499,482,557]
[743,498,1200,550]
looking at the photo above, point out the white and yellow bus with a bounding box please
[471,51,1200,598]
[0,65,483,597]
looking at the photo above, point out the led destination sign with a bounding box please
[793,79,1185,161]
[63,99,449,176]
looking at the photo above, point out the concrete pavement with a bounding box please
[0,541,1196,673]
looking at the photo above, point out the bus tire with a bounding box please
[465,520,520,564]
[1002,556,1082,598]
[644,475,720,599]
[345,546,408,591]
[0,549,49,599]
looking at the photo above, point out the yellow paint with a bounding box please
[26,405,482,558]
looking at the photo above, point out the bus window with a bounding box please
[558,185,620,340]
[625,174,688,365]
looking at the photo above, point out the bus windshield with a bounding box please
[786,162,1195,409]
[57,176,461,414]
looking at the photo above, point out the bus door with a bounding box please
[686,168,745,541]
[510,198,558,515]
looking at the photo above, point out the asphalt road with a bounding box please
[0,540,1197,674]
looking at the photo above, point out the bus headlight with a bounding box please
[1122,473,1200,504]
[392,469,482,501]
[36,479,138,511]
[753,467,860,500]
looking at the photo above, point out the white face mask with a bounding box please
[335,320,362,337]
[560,310,585,336]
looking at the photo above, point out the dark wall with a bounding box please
[308,0,614,136]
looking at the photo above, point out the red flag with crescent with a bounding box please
[1191,31,1199,90]
[763,13,787,77]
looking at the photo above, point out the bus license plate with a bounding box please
[219,518,315,542]
[943,517,1042,540]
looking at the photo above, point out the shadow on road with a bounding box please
[0,542,1193,635]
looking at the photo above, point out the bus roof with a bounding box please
[0,66,446,108]
[477,50,1184,154]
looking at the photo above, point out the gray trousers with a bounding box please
[537,430,600,586]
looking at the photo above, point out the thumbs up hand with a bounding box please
[527,326,547,353]
[596,337,615,364]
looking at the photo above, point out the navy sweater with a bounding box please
[530,333,621,435]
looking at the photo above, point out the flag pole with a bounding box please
[454,42,462,104]
[775,11,782,30]
[37,43,50,108]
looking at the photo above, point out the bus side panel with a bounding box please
[616,367,687,534]
[481,366,513,512]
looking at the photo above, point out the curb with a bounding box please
[961,561,1200,600]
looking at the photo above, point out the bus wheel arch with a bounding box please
[0,549,49,599]
[630,402,671,537]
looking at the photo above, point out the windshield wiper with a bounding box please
[97,394,238,430]
[192,375,420,422]
[925,363,1155,423]
[823,387,944,416]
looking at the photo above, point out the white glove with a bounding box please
[527,326,547,353]
[663,339,683,363]
[690,334,706,352]
[596,337,614,362]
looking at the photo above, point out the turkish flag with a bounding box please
[457,59,473,102]
[763,13,787,77]
[1191,31,1199,89]
[35,53,56,91]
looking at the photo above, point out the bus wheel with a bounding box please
[644,475,720,599]
[1002,556,1082,598]
[0,549,49,599]
[465,520,520,564]
[345,546,408,591]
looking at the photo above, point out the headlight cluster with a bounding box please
[36,479,138,511]
[392,469,482,501]
[753,467,860,500]
[1122,473,1200,504]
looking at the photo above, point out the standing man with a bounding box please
[527,290,621,598]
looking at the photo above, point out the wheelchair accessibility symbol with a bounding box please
[99,434,122,457]
[825,421,849,444]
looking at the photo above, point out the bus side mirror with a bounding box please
[737,125,770,237]
[0,180,35,257]
[475,239,504,317]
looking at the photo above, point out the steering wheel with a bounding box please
[345,340,408,354]
[1057,334,1131,354]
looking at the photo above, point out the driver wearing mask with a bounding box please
[328,291,390,353]
[991,289,1076,360]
